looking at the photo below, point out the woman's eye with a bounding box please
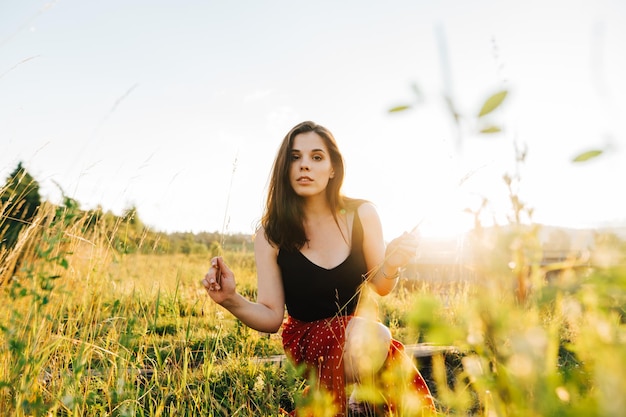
[313,155,323,161]
[291,154,300,161]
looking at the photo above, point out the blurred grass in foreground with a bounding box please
[1,191,625,416]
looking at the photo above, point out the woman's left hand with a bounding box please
[384,231,419,270]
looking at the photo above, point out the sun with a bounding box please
[378,188,476,242]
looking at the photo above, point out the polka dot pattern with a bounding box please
[282,315,435,416]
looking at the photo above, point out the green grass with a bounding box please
[1,201,625,416]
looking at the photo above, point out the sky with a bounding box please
[1,0,625,240]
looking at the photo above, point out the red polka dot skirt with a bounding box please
[282,315,435,416]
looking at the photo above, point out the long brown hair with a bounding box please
[262,121,360,250]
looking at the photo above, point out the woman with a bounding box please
[203,121,435,416]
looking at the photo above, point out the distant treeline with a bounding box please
[0,162,252,260]
[167,231,253,255]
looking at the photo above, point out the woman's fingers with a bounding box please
[203,256,237,296]
[386,232,419,268]
[203,257,223,291]
[401,233,419,253]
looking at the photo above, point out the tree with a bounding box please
[0,162,42,252]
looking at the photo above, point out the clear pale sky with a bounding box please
[1,0,625,239]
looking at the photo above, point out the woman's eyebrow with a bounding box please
[291,148,326,153]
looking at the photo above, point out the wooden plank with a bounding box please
[251,344,460,367]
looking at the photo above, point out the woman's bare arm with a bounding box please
[358,203,418,296]
[203,229,285,333]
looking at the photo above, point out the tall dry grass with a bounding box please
[0,200,293,416]
[1,191,626,416]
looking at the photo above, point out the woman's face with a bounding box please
[289,131,335,199]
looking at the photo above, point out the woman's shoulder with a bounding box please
[355,201,380,224]
[348,201,383,248]
[343,198,380,226]
[254,225,279,253]
[343,197,371,211]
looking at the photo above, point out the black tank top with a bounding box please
[278,210,367,322]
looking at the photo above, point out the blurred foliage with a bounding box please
[572,149,604,163]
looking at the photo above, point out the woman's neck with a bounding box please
[302,195,334,222]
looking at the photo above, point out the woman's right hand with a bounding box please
[202,256,237,305]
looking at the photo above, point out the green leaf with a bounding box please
[480,125,502,134]
[389,105,412,113]
[572,149,603,162]
[478,90,508,117]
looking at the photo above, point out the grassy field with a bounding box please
[1,202,625,416]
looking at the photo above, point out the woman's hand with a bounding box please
[384,231,419,270]
[202,256,237,305]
